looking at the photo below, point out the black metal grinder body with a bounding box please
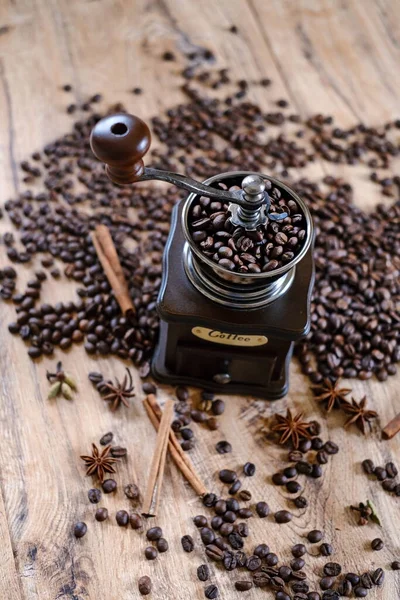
[90,114,315,400]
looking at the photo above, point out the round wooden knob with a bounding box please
[90,113,151,184]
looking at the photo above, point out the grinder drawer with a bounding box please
[175,342,280,387]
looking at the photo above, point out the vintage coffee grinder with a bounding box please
[91,113,315,399]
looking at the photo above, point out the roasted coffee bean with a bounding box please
[214,499,227,515]
[311,464,323,478]
[144,546,158,560]
[220,522,234,536]
[245,554,261,571]
[181,534,194,552]
[292,544,307,557]
[270,576,285,590]
[102,479,117,493]
[212,399,225,415]
[197,564,210,581]
[324,441,339,455]
[203,493,218,507]
[286,481,302,494]
[371,537,384,550]
[156,537,169,552]
[211,516,223,530]
[382,479,396,491]
[371,568,384,586]
[88,488,101,504]
[322,592,339,599]
[239,490,252,501]
[99,432,113,446]
[243,462,256,476]
[312,437,324,450]
[292,581,309,593]
[146,526,163,541]
[337,579,352,596]
[124,483,140,500]
[354,588,368,598]
[317,451,328,465]
[116,510,129,526]
[289,450,304,462]
[138,575,152,596]
[360,573,373,589]
[385,461,398,478]
[226,498,240,512]
[237,508,253,519]
[252,571,271,587]
[345,573,360,586]
[320,577,334,590]
[291,558,305,571]
[274,510,292,523]
[229,480,242,495]
[201,527,215,545]
[273,472,288,486]
[73,522,87,538]
[223,510,237,523]
[176,385,189,401]
[235,581,253,592]
[235,522,249,537]
[319,543,333,557]
[362,459,375,474]
[294,496,308,509]
[296,461,313,475]
[110,446,127,458]
[283,466,298,478]
[276,592,291,600]
[219,469,237,483]
[391,560,400,570]
[95,507,108,522]
[323,563,341,577]
[223,553,237,571]
[204,584,219,599]
[130,513,143,529]
[254,543,270,558]
[215,440,232,454]
[142,382,157,394]
[228,532,244,549]
[374,466,387,481]
[193,515,208,528]
[235,551,247,567]
[256,501,270,517]
[308,530,323,543]
[279,566,292,582]
[308,594,321,600]
[205,544,224,561]
[265,553,279,566]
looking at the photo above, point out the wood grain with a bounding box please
[0,1,399,599]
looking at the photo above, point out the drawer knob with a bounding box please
[213,372,231,384]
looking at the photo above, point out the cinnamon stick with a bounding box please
[142,399,174,517]
[382,413,400,440]
[143,396,207,496]
[91,224,135,315]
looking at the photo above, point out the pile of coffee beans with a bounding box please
[0,53,398,383]
[188,178,307,273]
[362,459,400,496]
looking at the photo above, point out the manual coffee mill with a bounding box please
[91,113,315,399]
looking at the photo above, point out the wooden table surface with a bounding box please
[0,1,399,599]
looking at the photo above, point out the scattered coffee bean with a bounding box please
[147,527,163,541]
[88,488,101,503]
[138,575,152,596]
[116,510,129,526]
[362,459,375,474]
[274,510,292,523]
[212,399,225,415]
[124,483,140,500]
[320,577,334,591]
[194,515,208,527]
[374,466,387,481]
[156,538,169,553]
[308,530,323,543]
[254,543,269,558]
[294,496,308,509]
[391,561,400,570]
[291,558,305,571]
[371,568,384,586]
[354,588,368,598]
[204,584,219,599]
[73,522,87,538]
[246,555,262,571]
[235,581,253,591]
[145,546,158,560]
[197,564,210,581]
[323,563,341,577]
[265,553,279,566]
[130,513,143,529]
[292,544,307,557]
[216,440,232,454]
[385,461,398,478]
[99,431,113,445]
[239,490,252,501]
[102,479,117,493]
[255,501,270,517]
[319,543,333,557]
[243,462,256,476]
[286,480,302,494]
[371,538,384,551]
[219,469,237,483]
[181,534,194,552]
[95,507,108,522]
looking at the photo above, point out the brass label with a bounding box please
[191,327,268,347]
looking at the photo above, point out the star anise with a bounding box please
[271,409,312,449]
[342,396,378,434]
[101,368,135,411]
[312,378,351,413]
[80,443,119,482]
